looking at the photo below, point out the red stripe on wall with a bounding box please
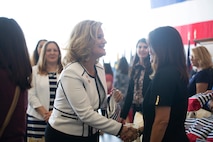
[175,20,213,45]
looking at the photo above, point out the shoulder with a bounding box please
[195,69,209,78]
[95,62,104,70]
[62,62,84,76]
[195,68,212,81]
[199,68,211,74]
[62,62,105,76]
[64,62,104,71]
[155,66,179,81]
[64,62,82,70]
[158,66,178,75]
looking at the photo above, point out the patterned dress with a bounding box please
[27,72,57,141]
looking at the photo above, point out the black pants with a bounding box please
[45,123,99,142]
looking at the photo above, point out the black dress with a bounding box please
[188,68,212,97]
[142,66,189,142]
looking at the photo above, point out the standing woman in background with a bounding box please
[31,39,47,66]
[114,56,130,110]
[187,46,213,118]
[188,45,213,97]
[120,38,152,123]
[0,17,32,142]
[142,26,189,142]
[27,41,63,142]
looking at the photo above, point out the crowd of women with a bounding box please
[1,16,213,142]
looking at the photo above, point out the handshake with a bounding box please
[119,122,144,142]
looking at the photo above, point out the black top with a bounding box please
[188,68,212,97]
[142,66,189,142]
[120,64,151,119]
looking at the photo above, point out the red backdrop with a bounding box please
[175,20,213,44]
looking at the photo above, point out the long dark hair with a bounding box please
[130,38,151,78]
[148,26,188,82]
[31,39,47,66]
[0,17,32,90]
[117,57,129,75]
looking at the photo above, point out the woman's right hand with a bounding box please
[43,111,52,122]
[119,125,138,142]
[35,106,49,122]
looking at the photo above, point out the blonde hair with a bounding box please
[191,46,212,69]
[37,41,63,75]
[63,20,102,65]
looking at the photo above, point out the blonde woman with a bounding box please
[188,46,213,97]
[45,20,138,142]
[27,41,63,142]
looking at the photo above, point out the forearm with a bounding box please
[150,121,168,142]
[150,106,170,142]
[35,106,48,117]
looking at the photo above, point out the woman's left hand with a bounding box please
[43,111,52,122]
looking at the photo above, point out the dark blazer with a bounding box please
[120,64,152,119]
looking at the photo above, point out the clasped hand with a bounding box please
[119,125,139,142]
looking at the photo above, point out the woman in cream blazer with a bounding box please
[27,41,63,142]
[48,62,121,137]
[45,20,139,142]
[27,65,60,120]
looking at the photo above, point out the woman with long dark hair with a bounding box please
[0,17,32,142]
[142,26,189,142]
[120,38,152,123]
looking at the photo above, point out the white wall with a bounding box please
[147,0,213,27]
[137,0,213,60]
[0,0,213,65]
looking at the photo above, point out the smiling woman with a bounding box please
[26,41,63,142]
[44,20,139,142]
